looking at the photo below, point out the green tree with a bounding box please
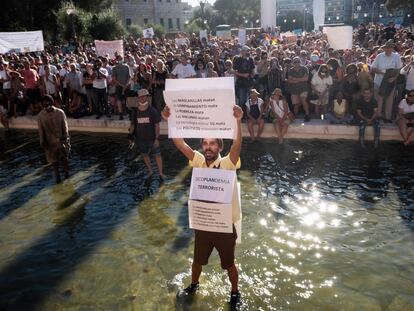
[128,24,144,38]
[213,0,260,27]
[55,2,91,42]
[88,10,126,40]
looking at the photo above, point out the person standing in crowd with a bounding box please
[38,95,70,183]
[41,65,60,107]
[162,104,244,309]
[129,89,164,180]
[233,45,255,110]
[342,63,360,117]
[21,58,41,115]
[287,57,310,122]
[171,55,196,79]
[0,60,11,115]
[82,63,95,115]
[0,102,9,131]
[399,55,414,97]
[246,89,266,142]
[269,88,290,144]
[92,59,109,119]
[356,88,380,148]
[397,90,414,145]
[65,63,83,115]
[151,59,168,113]
[112,55,130,120]
[371,40,403,122]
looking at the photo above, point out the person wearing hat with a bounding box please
[38,94,70,183]
[129,88,164,180]
[233,45,255,111]
[246,88,266,142]
[371,40,403,122]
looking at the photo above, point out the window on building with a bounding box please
[126,18,132,27]
[160,18,164,27]
[176,18,180,30]
[144,18,148,24]
[168,18,173,29]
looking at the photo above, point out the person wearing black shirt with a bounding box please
[383,22,397,42]
[233,46,255,112]
[152,59,168,113]
[356,88,380,148]
[129,89,164,180]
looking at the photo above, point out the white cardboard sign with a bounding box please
[143,27,154,38]
[188,200,233,233]
[190,168,236,203]
[164,78,236,139]
[238,28,246,46]
[325,26,352,50]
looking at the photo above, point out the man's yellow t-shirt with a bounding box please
[189,150,241,223]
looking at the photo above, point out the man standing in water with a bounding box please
[38,95,70,183]
[129,89,164,180]
[162,104,243,308]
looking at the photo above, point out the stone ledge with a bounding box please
[5,116,402,141]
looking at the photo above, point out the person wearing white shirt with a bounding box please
[171,55,196,79]
[371,40,403,122]
[397,90,414,145]
[400,55,414,94]
[92,59,108,119]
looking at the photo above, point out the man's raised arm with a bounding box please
[161,106,195,161]
[229,105,243,166]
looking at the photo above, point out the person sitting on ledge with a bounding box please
[245,88,266,142]
[397,89,414,145]
[325,91,353,124]
[356,88,380,148]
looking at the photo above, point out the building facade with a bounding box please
[352,0,407,25]
[113,0,193,32]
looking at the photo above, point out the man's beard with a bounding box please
[204,148,218,161]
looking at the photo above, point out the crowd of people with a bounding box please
[1,21,414,146]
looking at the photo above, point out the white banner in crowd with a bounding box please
[238,28,246,46]
[95,40,124,58]
[143,27,154,38]
[325,26,353,50]
[313,0,325,30]
[199,30,208,42]
[190,168,236,203]
[0,30,44,54]
[164,77,236,139]
[175,38,189,47]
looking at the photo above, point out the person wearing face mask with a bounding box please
[128,89,164,180]
[310,64,333,116]
[38,95,70,183]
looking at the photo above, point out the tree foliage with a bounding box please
[88,10,126,41]
[0,0,113,42]
[386,0,413,12]
[213,0,260,27]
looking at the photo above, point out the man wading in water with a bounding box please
[162,104,243,309]
[38,94,70,183]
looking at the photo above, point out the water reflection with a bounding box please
[0,134,414,310]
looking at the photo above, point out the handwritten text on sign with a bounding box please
[190,168,236,203]
[163,89,236,139]
[188,200,233,233]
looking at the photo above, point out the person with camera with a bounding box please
[92,59,109,119]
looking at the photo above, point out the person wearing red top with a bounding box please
[21,59,41,114]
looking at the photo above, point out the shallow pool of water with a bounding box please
[0,131,414,311]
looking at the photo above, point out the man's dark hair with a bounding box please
[200,138,224,149]
[42,94,54,105]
